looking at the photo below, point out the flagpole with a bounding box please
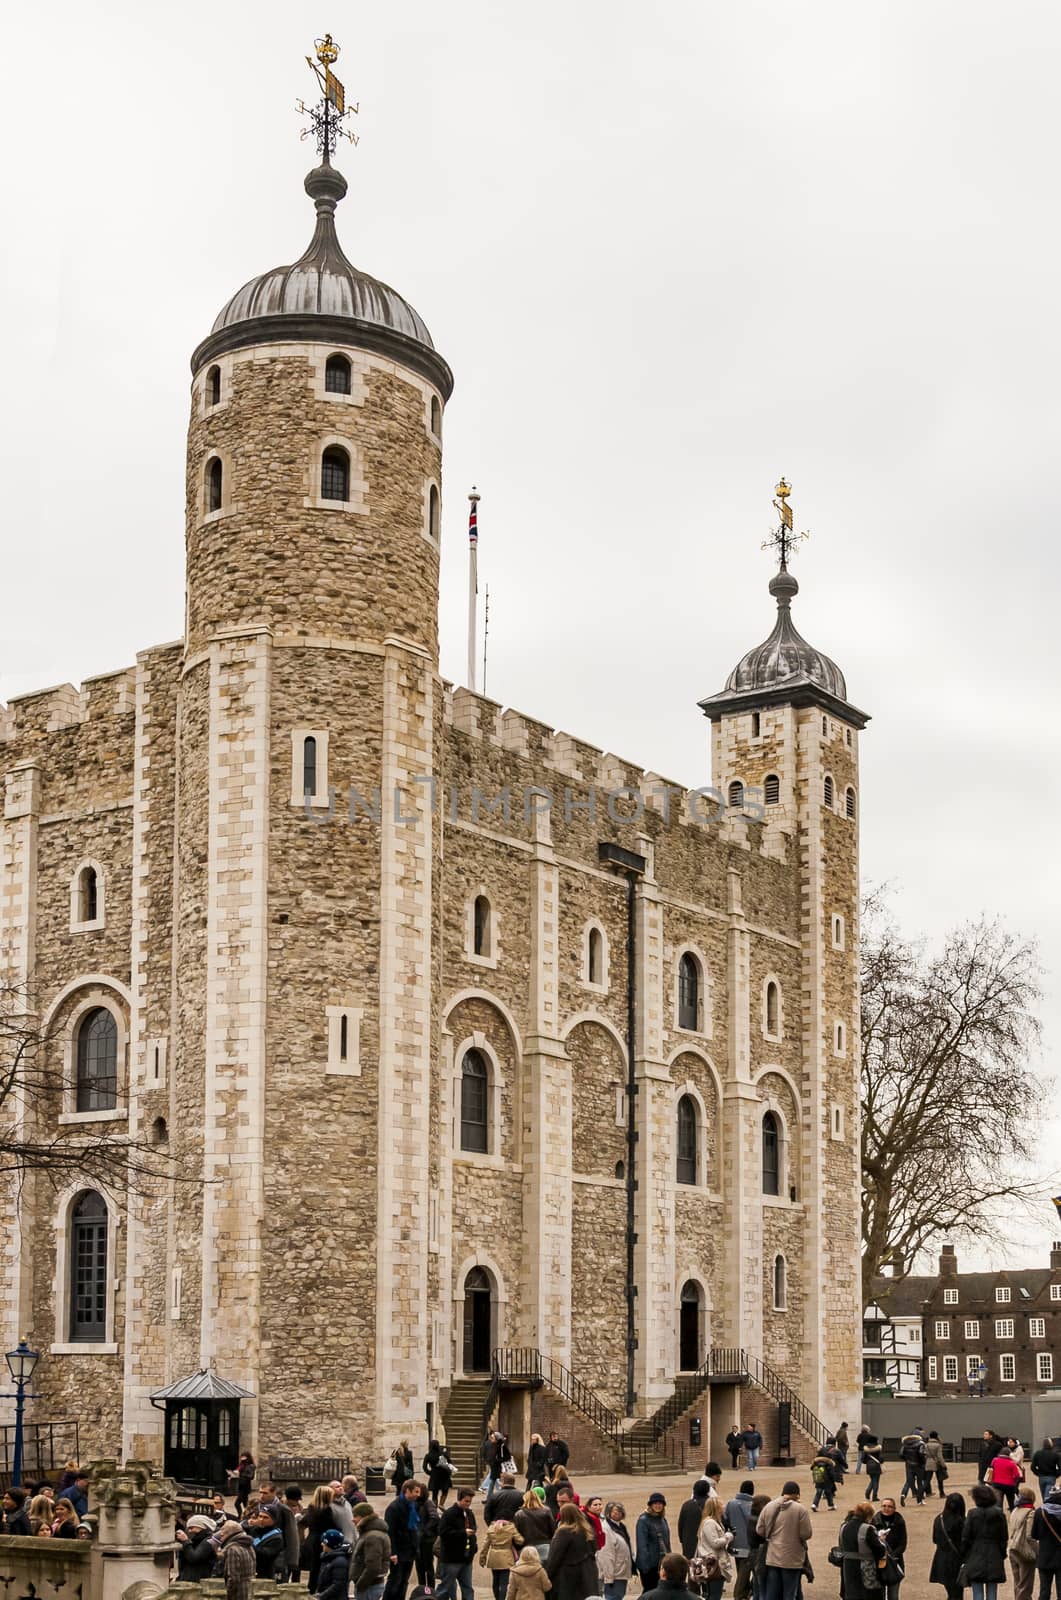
[467,486,480,691]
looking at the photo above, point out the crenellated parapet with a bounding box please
[1,666,137,741]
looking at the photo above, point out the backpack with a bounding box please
[812,1463,829,1487]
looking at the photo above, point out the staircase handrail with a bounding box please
[643,1347,830,1452]
[493,1347,648,1471]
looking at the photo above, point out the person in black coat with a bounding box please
[251,1507,288,1580]
[977,1433,1003,1483]
[839,1504,886,1600]
[929,1492,966,1600]
[677,1480,711,1559]
[526,1435,547,1490]
[726,1429,743,1470]
[960,1484,1008,1598]
[2,1489,31,1537]
[641,1551,706,1600]
[544,1434,570,1477]
[1032,1492,1061,1598]
[423,1442,457,1506]
[178,1517,221,1580]
[317,1530,351,1600]
[384,1482,421,1600]
[486,1475,525,1526]
[545,1506,599,1600]
[873,1500,908,1600]
[414,1485,441,1587]
[391,1442,415,1491]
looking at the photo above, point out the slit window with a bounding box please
[303,735,317,798]
[207,457,223,513]
[460,1048,489,1153]
[429,483,441,541]
[79,865,98,923]
[751,712,760,738]
[762,1111,780,1196]
[325,353,352,394]
[206,366,221,406]
[835,1020,846,1054]
[76,1007,118,1113]
[765,980,780,1036]
[588,925,604,986]
[773,1254,787,1309]
[676,1095,698,1186]
[678,953,700,1031]
[764,773,780,805]
[473,895,491,958]
[430,395,442,435]
[339,1013,348,1063]
[321,445,350,502]
[70,1190,108,1341]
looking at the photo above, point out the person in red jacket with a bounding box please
[988,1447,1023,1512]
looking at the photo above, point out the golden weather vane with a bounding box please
[761,478,809,570]
[296,34,359,156]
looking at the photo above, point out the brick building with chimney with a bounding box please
[913,1243,1061,1397]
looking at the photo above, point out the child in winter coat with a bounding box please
[509,1544,553,1600]
[479,1517,524,1600]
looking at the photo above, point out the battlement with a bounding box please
[1,665,137,740]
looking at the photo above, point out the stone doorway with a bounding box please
[462,1266,495,1374]
[679,1280,704,1371]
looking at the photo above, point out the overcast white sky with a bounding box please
[2,2,1058,1269]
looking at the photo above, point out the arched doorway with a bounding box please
[462,1266,494,1374]
[679,1280,704,1371]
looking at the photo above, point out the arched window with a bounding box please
[765,980,780,1037]
[678,953,700,1031]
[69,1190,108,1341]
[835,1020,846,1055]
[679,1280,704,1370]
[302,735,317,798]
[321,445,350,502]
[832,914,845,950]
[676,1095,698,1185]
[845,786,857,820]
[460,1049,489,1153]
[325,353,352,394]
[728,779,744,809]
[79,865,98,923]
[473,894,491,958]
[588,925,604,987]
[823,773,834,809]
[151,1116,168,1145]
[762,1111,780,1196]
[764,773,780,806]
[428,483,441,541]
[773,1254,787,1310]
[206,366,221,407]
[76,1008,118,1113]
[207,457,223,513]
[430,395,442,435]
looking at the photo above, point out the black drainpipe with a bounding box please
[599,841,646,1417]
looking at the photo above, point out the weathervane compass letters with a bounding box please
[296,34,359,158]
[762,477,809,570]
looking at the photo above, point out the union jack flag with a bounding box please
[468,492,479,545]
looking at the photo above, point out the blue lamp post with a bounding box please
[5,1339,39,1487]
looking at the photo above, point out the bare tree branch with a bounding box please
[860,892,1054,1305]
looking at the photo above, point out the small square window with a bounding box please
[995,1318,1014,1340]
[995,1286,1011,1303]
[908,1326,920,1345]
[1050,1285,1061,1302]
[964,1320,980,1340]
[943,1288,959,1305]
[1030,1317,1046,1338]
[935,1320,950,1339]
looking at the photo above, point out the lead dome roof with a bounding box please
[191,159,452,397]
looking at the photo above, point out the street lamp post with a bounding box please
[5,1339,40,1487]
[978,1361,988,1399]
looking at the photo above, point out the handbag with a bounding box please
[828,1546,844,1568]
[690,1553,722,1585]
[384,1454,398,1475]
[501,1458,518,1475]
[857,1525,882,1592]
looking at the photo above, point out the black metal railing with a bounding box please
[493,1348,649,1471]
[0,1420,80,1477]
[644,1347,829,1453]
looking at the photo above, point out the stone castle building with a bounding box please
[0,137,868,1476]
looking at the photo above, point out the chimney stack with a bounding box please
[1051,1241,1061,1273]
[940,1244,958,1277]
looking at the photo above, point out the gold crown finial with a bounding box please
[315,34,340,67]
[775,478,791,500]
[298,34,359,155]
[762,477,809,571]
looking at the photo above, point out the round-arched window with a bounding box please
[76,1008,118,1113]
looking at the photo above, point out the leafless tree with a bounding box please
[0,979,177,1197]
[860,891,1048,1305]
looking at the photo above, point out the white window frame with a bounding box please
[290,728,330,809]
[995,1317,1015,1340]
[927,1355,937,1381]
[935,1320,950,1339]
[1000,1353,1016,1385]
[1051,1285,1061,1302]
[996,1286,1012,1303]
[761,974,783,1042]
[50,1182,120,1355]
[466,890,499,969]
[943,1355,958,1383]
[325,1005,363,1076]
[1030,1317,1046,1338]
[964,1319,980,1340]
[69,859,106,933]
[908,1325,921,1345]
[1038,1353,1054,1383]
[966,1354,982,1381]
[581,919,610,993]
[943,1288,959,1305]
[60,988,128,1124]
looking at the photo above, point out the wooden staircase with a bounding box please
[440,1379,492,1488]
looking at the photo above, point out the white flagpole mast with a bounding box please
[467,486,480,690]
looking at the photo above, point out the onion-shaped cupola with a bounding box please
[190,147,452,398]
[699,482,869,727]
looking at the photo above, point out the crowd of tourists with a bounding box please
[0,1459,96,1540]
